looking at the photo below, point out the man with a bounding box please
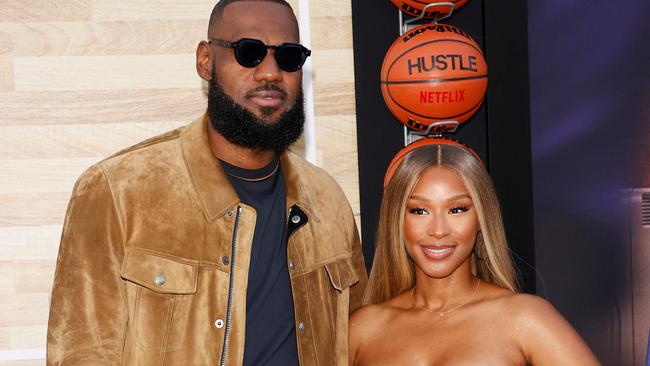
[46,0,367,364]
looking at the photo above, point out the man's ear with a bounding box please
[196,41,212,81]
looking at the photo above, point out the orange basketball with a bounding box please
[380,24,487,132]
[390,0,471,18]
[383,137,481,187]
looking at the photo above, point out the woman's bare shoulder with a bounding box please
[349,301,394,363]
[491,292,601,365]
[496,292,561,320]
[474,281,552,312]
[351,301,393,329]
[350,303,385,325]
[476,285,569,330]
[350,293,409,335]
[480,289,565,330]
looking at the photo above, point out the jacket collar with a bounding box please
[180,114,320,222]
[280,148,321,223]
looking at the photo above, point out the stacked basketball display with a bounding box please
[382,1,487,134]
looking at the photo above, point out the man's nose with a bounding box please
[253,51,283,83]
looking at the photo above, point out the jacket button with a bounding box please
[291,215,301,224]
[222,256,229,265]
[215,319,224,329]
[154,274,165,286]
[288,260,295,270]
[298,322,305,333]
[226,209,234,218]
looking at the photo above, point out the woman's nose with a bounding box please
[427,213,451,238]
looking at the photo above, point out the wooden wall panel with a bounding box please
[311,50,355,111]
[0,21,204,57]
[0,226,62,262]
[311,16,354,49]
[14,262,55,294]
[315,114,359,213]
[0,158,99,193]
[3,326,47,350]
[0,1,91,22]
[309,0,358,215]
[311,0,351,17]
[0,263,14,295]
[0,193,69,227]
[0,326,10,348]
[312,49,354,84]
[0,122,188,158]
[0,57,12,92]
[0,293,49,327]
[0,0,358,363]
[313,82,356,116]
[14,55,200,91]
[0,89,206,125]
[0,361,41,366]
[92,1,215,22]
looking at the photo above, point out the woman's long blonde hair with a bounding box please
[363,144,518,305]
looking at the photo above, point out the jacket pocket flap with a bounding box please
[121,251,198,294]
[324,257,359,292]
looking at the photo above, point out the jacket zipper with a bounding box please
[220,205,242,366]
[286,206,305,364]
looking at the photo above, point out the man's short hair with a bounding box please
[208,0,293,36]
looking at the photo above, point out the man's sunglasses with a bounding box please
[208,38,311,72]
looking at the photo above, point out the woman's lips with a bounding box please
[421,245,456,259]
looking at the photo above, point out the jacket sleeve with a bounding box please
[47,165,127,365]
[348,218,368,313]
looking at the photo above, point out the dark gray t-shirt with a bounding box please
[220,156,298,366]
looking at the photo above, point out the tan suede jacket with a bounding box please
[47,115,367,365]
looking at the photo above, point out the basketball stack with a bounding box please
[381,1,487,136]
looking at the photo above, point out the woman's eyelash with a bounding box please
[407,205,471,215]
[449,206,469,214]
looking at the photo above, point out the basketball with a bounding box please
[390,0,471,18]
[383,137,480,187]
[380,24,488,132]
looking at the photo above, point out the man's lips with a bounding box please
[245,86,288,108]
[246,90,286,108]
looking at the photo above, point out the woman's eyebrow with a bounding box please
[447,194,471,201]
[407,193,472,201]
[407,194,429,201]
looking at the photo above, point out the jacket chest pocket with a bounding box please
[121,251,198,352]
[321,256,359,321]
[324,257,359,293]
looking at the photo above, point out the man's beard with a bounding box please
[207,70,304,152]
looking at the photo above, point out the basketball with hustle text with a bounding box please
[390,0,471,18]
[380,24,488,132]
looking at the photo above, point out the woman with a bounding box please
[349,138,599,365]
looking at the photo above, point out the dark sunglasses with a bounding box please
[208,38,311,72]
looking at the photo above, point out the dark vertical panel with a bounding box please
[483,1,536,293]
[351,0,405,270]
